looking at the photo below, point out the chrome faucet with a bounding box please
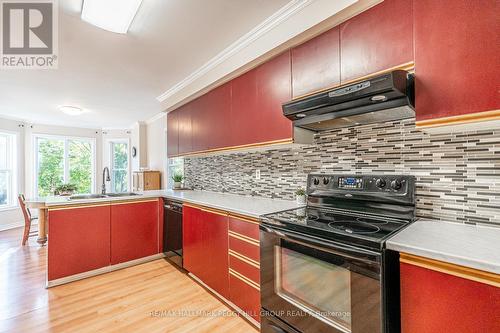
[102,167,111,194]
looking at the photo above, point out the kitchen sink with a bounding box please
[105,192,142,197]
[69,194,108,200]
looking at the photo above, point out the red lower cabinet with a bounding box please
[229,273,261,322]
[48,204,111,281]
[110,200,160,265]
[228,215,261,322]
[183,205,229,298]
[400,257,500,333]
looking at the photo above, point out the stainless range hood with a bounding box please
[282,70,415,131]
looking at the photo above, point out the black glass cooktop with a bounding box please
[261,207,410,251]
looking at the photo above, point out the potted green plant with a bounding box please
[172,173,184,189]
[55,183,78,196]
[295,188,306,204]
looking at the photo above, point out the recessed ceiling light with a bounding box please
[81,0,143,34]
[59,106,85,116]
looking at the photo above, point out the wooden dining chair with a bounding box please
[18,194,38,245]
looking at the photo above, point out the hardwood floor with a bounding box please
[0,227,258,333]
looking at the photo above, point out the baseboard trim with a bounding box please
[46,253,166,288]
[188,273,261,329]
[0,221,24,232]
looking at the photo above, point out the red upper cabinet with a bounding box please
[110,200,160,265]
[204,82,232,150]
[230,69,259,147]
[255,51,293,142]
[177,103,192,155]
[291,26,340,98]
[48,205,111,281]
[166,110,179,157]
[340,0,413,83]
[414,0,499,121]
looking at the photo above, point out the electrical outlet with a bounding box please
[255,169,261,180]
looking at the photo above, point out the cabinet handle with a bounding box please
[229,268,260,290]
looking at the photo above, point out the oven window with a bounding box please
[275,246,352,332]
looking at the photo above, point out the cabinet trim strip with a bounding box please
[48,203,111,211]
[229,268,260,291]
[229,230,260,246]
[110,199,160,205]
[400,253,500,287]
[229,249,260,268]
[47,253,166,288]
[415,109,500,129]
[170,137,294,158]
[228,213,260,225]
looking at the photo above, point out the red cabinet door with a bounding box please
[414,0,499,121]
[204,82,232,150]
[291,26,340,98]
[255,51,293,142]
[230,69,259,147]
[166,110,179,157]
[183,205,204,276]
[110,200,159,265]
[201,209,229,298]
[400,262,500,333]
[340,0,413,83]
[229,274,261,322]
[177,103,192,155]
[48,205,111,281]
[183,205,229,298]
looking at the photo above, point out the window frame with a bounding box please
[167,157,184,189]
[33,134,96,197]
[109,139,130,193]
[0,131,18,210]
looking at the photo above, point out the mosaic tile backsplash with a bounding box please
[184,118,500,227]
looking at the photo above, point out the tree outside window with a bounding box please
[36,136,95,197]
[110,141,129,193]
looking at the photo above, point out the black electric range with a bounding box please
[260,174,416,333]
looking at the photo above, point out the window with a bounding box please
[0,132,17,208]
[35,135,95,196]
[167,157,184,189]
[110,140,129,192]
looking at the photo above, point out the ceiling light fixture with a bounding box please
[59,106,85,116]
[81,0,143,34]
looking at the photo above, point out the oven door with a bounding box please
[260,224,382,333]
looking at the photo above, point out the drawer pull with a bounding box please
[229,268,260,291]
[229,230,259,246]
[229,249,260,268]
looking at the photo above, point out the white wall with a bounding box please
[146,114,167,189]
[131,122,148,171]
[0,118,25,230]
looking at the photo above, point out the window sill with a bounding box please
[0,205,19,212]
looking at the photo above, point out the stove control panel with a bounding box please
[338,177,363,189]
[307,174,415,196]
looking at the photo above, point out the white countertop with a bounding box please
[28,190,304,219]
[387,219,500,274]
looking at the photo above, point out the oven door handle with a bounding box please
[261,225,381,264]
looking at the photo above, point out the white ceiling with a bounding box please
[0,0,290,129]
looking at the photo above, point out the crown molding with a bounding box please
[145,112,167,124]
[156,0,314,103]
